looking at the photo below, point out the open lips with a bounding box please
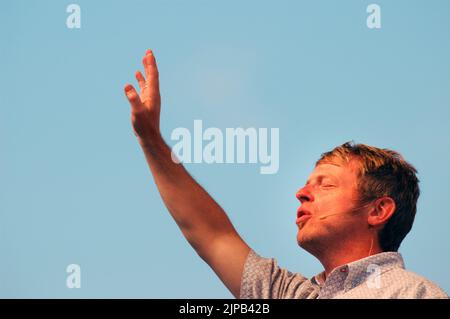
[296,208,312,225]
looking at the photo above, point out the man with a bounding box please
[123,49,448,299]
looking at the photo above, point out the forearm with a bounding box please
[125,50,250,297]
[139,134,240,253]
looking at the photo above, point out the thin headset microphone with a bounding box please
[318,201,377,257]
[319,202,372,220]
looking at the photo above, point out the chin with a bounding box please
[297,225,321,251]
[297,227,313,247]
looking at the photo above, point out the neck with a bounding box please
[318,236,383,278]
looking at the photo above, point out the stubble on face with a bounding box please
[296,160,364,256]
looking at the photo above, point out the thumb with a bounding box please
[124,84,145,113]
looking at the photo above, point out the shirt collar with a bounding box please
[311,252,405,289]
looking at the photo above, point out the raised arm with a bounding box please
[123,50,250,298]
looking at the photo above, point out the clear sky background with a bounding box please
[1,0,449,298]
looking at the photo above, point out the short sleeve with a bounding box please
[239,249,319,299]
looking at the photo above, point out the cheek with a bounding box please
[315,194,339,214]
[316,190,350,213]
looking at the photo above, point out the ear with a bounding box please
[367,196,396,227]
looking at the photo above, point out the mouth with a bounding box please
[296,208,312,225]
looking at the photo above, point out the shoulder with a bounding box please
[240,250,319,299]
[382,267,449,299]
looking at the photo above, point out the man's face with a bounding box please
[295,160,368,253]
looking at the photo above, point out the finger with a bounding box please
[135,71,146,92]
[142,49,160,90]
[124,84,145,113]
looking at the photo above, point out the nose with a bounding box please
[296,185,314,203]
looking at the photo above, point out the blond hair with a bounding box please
[316,141,420,251]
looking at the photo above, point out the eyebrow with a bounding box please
[306,174,337,185]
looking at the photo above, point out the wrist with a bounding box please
[138,131,164,149]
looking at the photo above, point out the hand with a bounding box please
[124,49,161,144]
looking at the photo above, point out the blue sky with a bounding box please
[0,0,449,297]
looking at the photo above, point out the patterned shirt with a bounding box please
[240,249,448,299]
